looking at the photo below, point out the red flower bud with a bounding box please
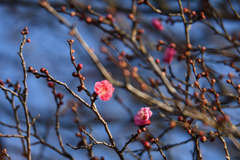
[48,82,54,88]
[151,18,164,31]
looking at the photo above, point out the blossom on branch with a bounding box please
[163,43,176,64]
[151,18,164,31]
[134,107,153,126]
[94,80,115,101]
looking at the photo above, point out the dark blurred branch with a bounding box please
[0,0,240,20]
[227,0,240,19]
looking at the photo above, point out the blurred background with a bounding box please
[0,0,240,159]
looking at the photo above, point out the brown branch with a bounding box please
[4,91,27,155]
[17,31,31,160]
[120,129,142,153]
[154,141,167,160]
[227,0,240,19]
[0,134,25,138]
[219,134,230,160]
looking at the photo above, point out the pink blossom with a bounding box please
[134,107,153,126]
[163,43,176,64]
[94,80,115,101]
[151,18,164,31]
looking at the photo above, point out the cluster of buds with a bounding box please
[67,39,86,82]
[21,27,29,35]
[63,3,117,26]
[40,68,49,75]
[187,126,219,143]
[183,8,206,19]
[0,79,20,92]
[151,138,159,143]
[217,115,230,123]
[28,66,38,78]
[72,64,85,81]
[77,84,85,92]
[28,66,51,80]
[175,116,211,143]
[149,78,161,87]
[21,27,30,42]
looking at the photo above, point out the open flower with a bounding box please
[151,18,164,31]
[163,43,176,64]
[94,80,115,101]
[134,107,153,126]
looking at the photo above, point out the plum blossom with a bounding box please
[151,18,164,31]
[163,43,176,64]
[134,107,153,126]
[94,80,115,101]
